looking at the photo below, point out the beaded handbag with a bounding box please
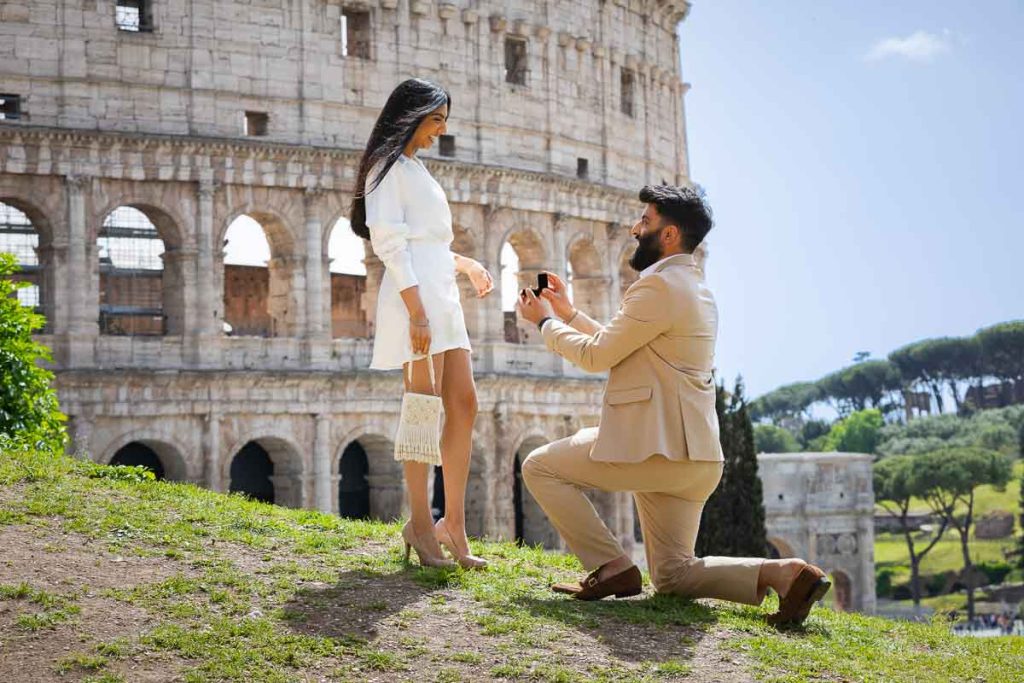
[394,355,442,466]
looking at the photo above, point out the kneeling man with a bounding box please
[516,185,829,626]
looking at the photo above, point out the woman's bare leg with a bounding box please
[403,354,446,537]
[437,349,478,547]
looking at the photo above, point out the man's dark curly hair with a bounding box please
[638,184,713,253]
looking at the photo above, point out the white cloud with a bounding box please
[865,30,953,63]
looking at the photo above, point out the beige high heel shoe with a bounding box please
[401,521,456,569]
[435,518,488,570]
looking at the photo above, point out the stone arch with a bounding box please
[497,226,549,345]
[93,197,188,250]
[223,434,306,508]
[566,230,610,321]
[767,536,796,559]
[100,432,189,482]
[830,569,853,612]
[512,433,560,549]
[0,199,53,330]
[97,204,186,336]
[333,429,403,523]
[220,206,301,337]
[325,216,370,339]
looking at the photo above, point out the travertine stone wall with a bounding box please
[0,0,697,552]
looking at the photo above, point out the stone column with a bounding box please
[64,175,96,366]
[68,413,93,460]
[481,205,505,343]
[267,254,306,338]
[551,214,569,279]
[361,254,383,339]
[303,190,326,337]
[312,413,333,514]
[203,410,222,492]
[35,243,67,335]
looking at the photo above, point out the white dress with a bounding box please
[366,154,471,370]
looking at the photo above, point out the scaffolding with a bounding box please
[98,206,165,335]
[0,201,45,327]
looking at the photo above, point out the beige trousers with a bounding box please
[522,427,765,606]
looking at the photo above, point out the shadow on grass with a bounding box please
[280,567,452,641]
[516,592,720,664]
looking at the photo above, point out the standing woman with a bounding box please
[351,79,494,569]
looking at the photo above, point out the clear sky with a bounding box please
[677,1,1023,399]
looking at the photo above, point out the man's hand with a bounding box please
[538,271,576,322]
[516,287,554,326]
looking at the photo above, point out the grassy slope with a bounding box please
[1,450,1021,683]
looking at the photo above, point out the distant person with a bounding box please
[516,185,830,625]
[351,78,494,570]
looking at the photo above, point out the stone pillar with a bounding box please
[193,181,220,345]
[267,254,306,338]
[35,243,67,335]
[551,215,569,279]
[481,205,505,343]
[303,190,326,337]
[68,413,93,460]
[160,249,194,336]
[203,410,222,492]
[312,413,332,514]
[63,175,96,366]
[361,254,383,339]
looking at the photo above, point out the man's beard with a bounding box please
[629,229,664,272]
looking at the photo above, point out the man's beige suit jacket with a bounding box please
[541,252,724,463]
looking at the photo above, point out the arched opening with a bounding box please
[110,442,165,480]
[229,442,275,504]
[337,441,370,519]
[0,201,48,330]
[222,216,273,337]
[568,234,608,322]
[337,435,403,522]
[97,206,174,336]
[499,229,548,345]
[831,569,853,612]
[768,537,796,559]
[327,217,369,338]
[513,437,559,548]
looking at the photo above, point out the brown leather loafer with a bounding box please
[552,565,643,601]
[766,564,831,627]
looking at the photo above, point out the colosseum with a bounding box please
[0,0,694,549]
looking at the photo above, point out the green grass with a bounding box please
[1,448,1022,682]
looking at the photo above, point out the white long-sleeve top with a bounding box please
[366,154,471,370]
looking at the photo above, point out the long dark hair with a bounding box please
[350,78,452,239]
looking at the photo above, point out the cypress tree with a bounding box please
[695,379,769,558]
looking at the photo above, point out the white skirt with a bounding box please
[370,242,472,370]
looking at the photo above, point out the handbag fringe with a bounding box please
[394,421,442,466]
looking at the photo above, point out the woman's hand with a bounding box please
[465,259,495,298]
[409,315,431,356]
[539,271,576,322]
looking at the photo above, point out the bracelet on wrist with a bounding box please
[565,308,580,324]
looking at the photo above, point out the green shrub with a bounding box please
[753,423,799,453]
[875,567,896,598]
[0,253,65,453]
[821,409,884,454]
[976,560,1012,586]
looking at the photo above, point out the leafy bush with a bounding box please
[876,567,896,598]
[820,409,884,454]
[976,560,1013,586]
[878,405,1024,457]
[0,253,65,453]
[753,423,799,453]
